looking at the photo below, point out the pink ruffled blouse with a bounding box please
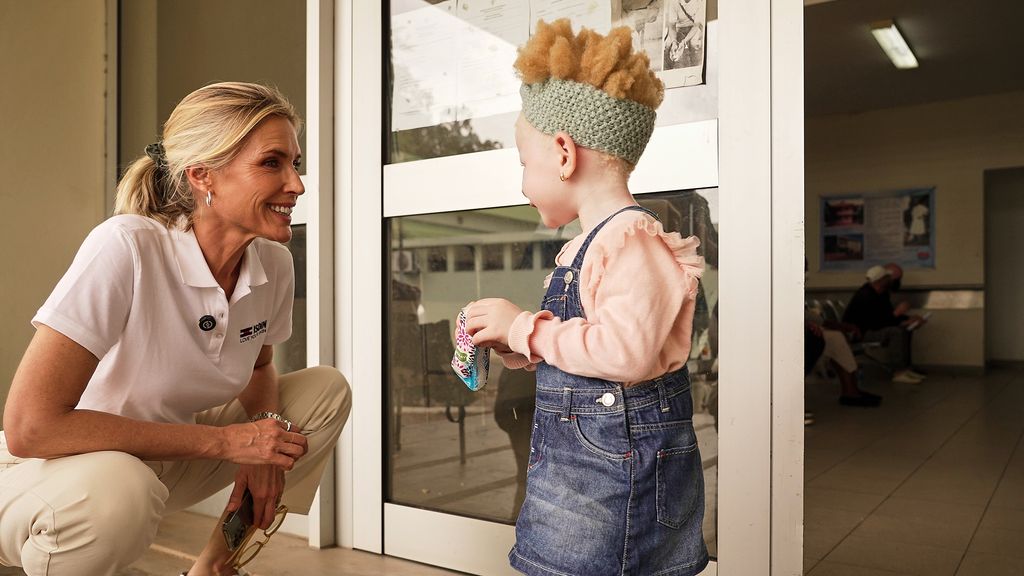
[500,209,704,385]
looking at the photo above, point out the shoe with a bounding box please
[892,370,923,384]
[804,412,816,426]
[907,369,927,380]
[839,394,882,407]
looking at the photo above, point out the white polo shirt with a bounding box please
[32,214,294,424]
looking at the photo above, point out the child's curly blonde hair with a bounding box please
[514,19,664,110]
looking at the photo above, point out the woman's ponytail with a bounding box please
[113,154,186,228]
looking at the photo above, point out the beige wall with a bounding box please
[806,91,1024,367]
[0,0,109,420]
[119,0,158,171]
[161,0,305,157]
[118,0,306,170]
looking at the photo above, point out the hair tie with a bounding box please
[145,142,168,170]
[145,142,171,202]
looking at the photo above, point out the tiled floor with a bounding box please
[0,510,459,576]
[4,369,1022,575]
[803,367,1024,576]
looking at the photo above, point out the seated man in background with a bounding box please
[843,264,929,385]
[806,307,881,407]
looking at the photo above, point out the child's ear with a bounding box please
[552,131,577,180]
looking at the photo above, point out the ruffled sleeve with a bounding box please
[507,211,704,383]
[584,214,704,302]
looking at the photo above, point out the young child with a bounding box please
[463,18,709,576]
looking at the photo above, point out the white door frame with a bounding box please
[770,1,806,574]
[337,1,805,573]
[300,0,337,548]
[337,0,385,554]
[718,0,804,574]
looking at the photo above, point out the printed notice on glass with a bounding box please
[820,188,935,271]
[392,0,633,131]
[613,0,706,88]
[530,0,613,34]
[456,0,531,121]
[391,1,460,131]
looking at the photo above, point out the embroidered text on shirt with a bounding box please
[239,320,268,343]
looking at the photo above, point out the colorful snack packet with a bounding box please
[451,309,489,391]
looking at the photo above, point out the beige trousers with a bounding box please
[0,366,351,576]
[821,329,858,373]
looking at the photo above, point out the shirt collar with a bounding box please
[173,229,269,293]
[234,242,269,301]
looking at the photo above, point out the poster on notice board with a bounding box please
[820,187,935,271]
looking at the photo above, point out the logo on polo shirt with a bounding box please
[239,320,268,343]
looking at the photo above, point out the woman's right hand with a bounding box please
[219,419,308,470]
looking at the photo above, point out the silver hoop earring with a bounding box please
[205,191,213,207]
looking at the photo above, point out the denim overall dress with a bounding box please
[509,206,709,576]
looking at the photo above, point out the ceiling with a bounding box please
[804,0,1024,117]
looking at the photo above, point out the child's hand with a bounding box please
[465,298,523,349]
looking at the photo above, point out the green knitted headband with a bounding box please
[519,78,657,165]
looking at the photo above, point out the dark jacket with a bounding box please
[842,282,906,333]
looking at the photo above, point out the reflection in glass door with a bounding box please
[347,0,804,572]
[385,190,721,557]
[368,0,738,572]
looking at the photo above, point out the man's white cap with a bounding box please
[866,265,891,283]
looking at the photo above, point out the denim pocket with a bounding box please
[656,442,701,529]
[571,413,632,460]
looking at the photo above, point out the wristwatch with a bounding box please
[250,411,293,432]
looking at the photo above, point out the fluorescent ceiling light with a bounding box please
[871,20,919,69]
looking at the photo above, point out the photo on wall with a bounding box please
[820,187,936,271]
[903,192,931,247]
[616,0,666,72]
[613,0,707,87]
[823,234,865,262]
[823,198,864,228]
[663,0,705,74]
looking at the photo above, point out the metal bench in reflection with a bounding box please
[390,316,476,465]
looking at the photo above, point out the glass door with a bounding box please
[342,0,804,574]
[381,2,721,573]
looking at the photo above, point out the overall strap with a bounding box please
[570,205,659,270]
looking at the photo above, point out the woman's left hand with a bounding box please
[465,298,523,349]
[229,463,285,530]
